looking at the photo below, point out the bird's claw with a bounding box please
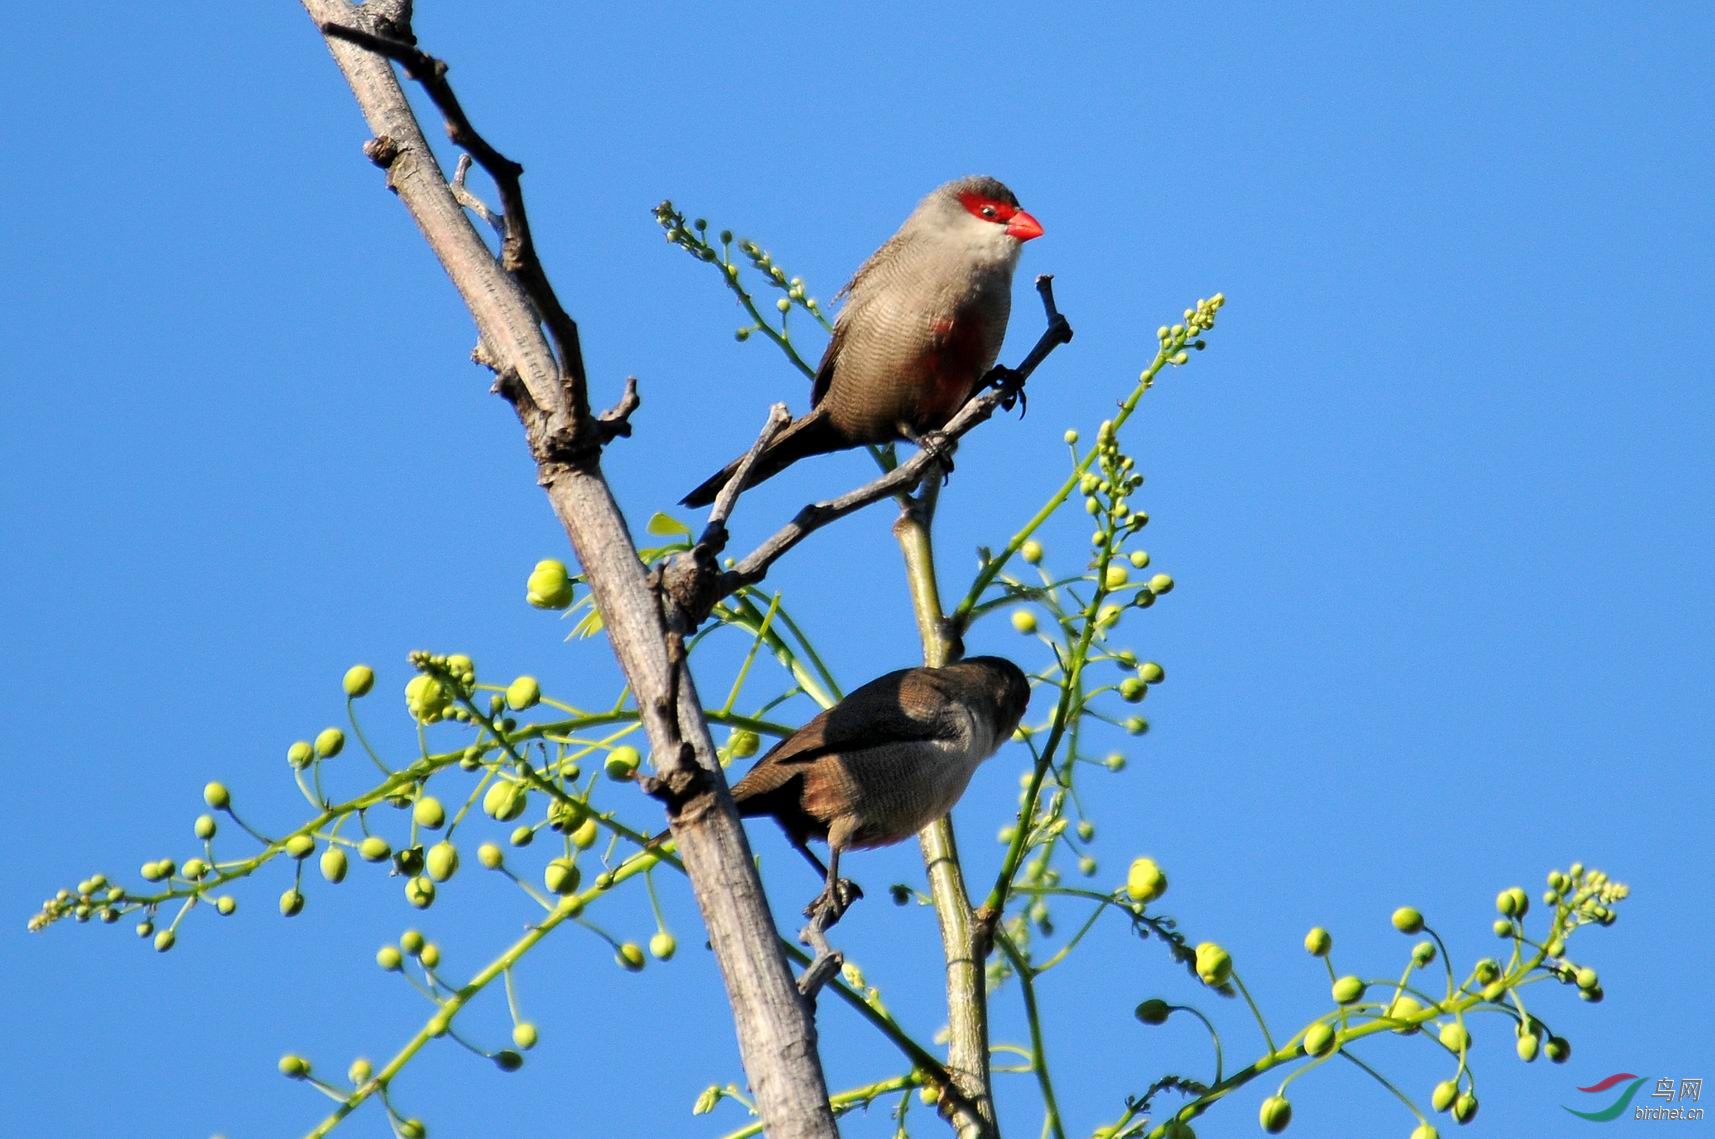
[987,366,1027,417]
[804,877,864,926]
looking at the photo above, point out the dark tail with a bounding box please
[681,411,848,507]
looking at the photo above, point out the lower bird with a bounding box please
[730,656,1030,922]
[682,175,1044,507]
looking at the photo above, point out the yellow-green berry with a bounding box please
[1194,941,1232,986]
[154,929,176,953]
[1011,609,1038,635]
[650,932,677,960]
[320,847,348,884]
[1516,1032,1539,1062]
[377,944,403,970]
[512,1022,538,1050]
[505,676,541,711]
[1331,975,1365,1004]
[278,1055,310,1079]
[343,665,375,697]
[1259,1095,1292,1134]
[412,795,446,830]
[194,814,217,840]
[1130,550,1151,568]
[400,929,425,955]
[419,943,441,970]
[1020,540,1044,565]
[1574,966,1599,991]
[199,785,227,813]
[1137,661,1165,684]
[426,841,459,881]
[1125,857,1167,903]
[1304,927,1332,957]
[1392,906,1424,934]
[359,835,391,862]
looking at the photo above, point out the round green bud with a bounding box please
[526,559,575,609]
[181,858,209,880]
[1097,603,1123,627]
[1506,886,1529,916]
[1194,941,1232,986]
[728,729,760,759]
[1137,661,1165,684]
[1386,995,1423,1031]
[1516,1032,1539,1062]
[1574,966,1599,991]
[1302,1023,1336,1057]
[1119,677,1147,703]
[136,920,153,938]
[154,929,176,953]
[377,945,403,971]
[1105,752,1127,771]
[1452,1093,1477,1124]
[1020,540,1044,565]
[1103,564,1130,590]
[1134,999,1172,1025]
[1412,1126,1440,1139]
[1412,940,1436,967]
[1392,906,1424,934]
[1076,820,1095,841]
[1148,573,1174,594]
[348,1057,373,1085]
[650,932,678,960]
[570,817,600,850]
[509,825,535,848]
[493,1050,523,1073]
[1130,550,1151,568]
[314,728,345,758]
[1331,976,1365,1005]
[400,929,426,956]
[398,1120,425,1139]
[419,943,441,970]
[287,740,314,768]
[1161,1122,1195,1139]
[1438,1022,1470,1053]
[512,1022,538,1050]
[616,942,646,972]
[1125,857,1167,903]
[505,676,541,711]
[203,782,231,810]
[320,847,349,884]
[343,665,375,698]
[426,841,459,882]
[1010,609,1038,635]
[1077,856,1097,877]
[1545,1036,1571,1063]
[405,876,435,909]
[477,842,503,869]
[359,835,391,862]
[1124,716,1149,735]
[1492,918,1512,937]
[279,889,305,917]
[1474,958,1501,984]
[1431,1079,1458,1112]
[404,675,450,723]
[1259,1094,1292,1134]
[216,896,237,916]
[1304,927,1332,957]
[278,1055,310,1079]
[194,814,217,840]
[604,745,642,780]
[482,780,529,822]
[1062,430,1079,445]
[544,858,581,896]
[412,795,446,830]
[285,833,316,860]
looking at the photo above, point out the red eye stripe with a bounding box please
[957,190,1018,223]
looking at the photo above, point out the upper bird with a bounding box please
[729,655,1031,920]
[682,176,1043,507]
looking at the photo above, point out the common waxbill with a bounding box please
[682,176,1044,507]
[730,656,1031,918]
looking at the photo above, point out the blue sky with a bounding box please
[4,5,1711,1138]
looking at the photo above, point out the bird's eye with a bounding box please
[980,205,997,219]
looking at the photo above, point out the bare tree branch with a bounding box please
[301,5,837,1134]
